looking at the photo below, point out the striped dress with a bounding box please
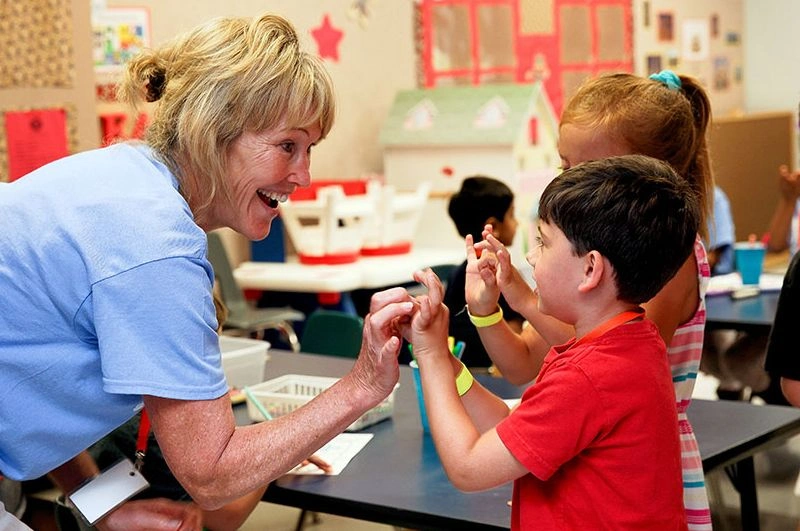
[670,237,712,530]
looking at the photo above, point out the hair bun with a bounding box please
[145,70,166,102]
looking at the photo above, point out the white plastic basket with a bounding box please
[245,374,397,431]
[219,336,270,390]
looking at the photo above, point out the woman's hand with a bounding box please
[97,498,203,531]
[300,453,333,474]
[350,287,416,401]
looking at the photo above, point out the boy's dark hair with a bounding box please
[538,154,700,303]
[448,176,514,239]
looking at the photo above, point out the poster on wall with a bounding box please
[92,6,151,83]
[682,19,710,62]
[5,109,69,182]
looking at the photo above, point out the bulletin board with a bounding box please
[0,0,75,88]
[709,112,796,241]
[1,0,98,181]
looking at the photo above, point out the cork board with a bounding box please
[708,112,796,241]
[0,0,74,88]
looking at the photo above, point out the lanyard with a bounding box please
[134,409,150,472]
[568,308,645,351]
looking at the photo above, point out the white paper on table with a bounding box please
[287,433,374,475]
[706,272,785,296]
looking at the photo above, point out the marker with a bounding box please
[244,386,273,421]
[452,341,466,360]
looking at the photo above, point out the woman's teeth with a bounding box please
[258,190,287,208]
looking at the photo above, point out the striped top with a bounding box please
[670,237,712,531]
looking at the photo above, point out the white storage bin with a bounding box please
[219,336,270,390]
[245,374,397,431]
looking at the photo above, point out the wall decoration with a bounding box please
[666,49,680,67]
[646,55,662,74]
[713,56,730,90]
[348,0,372,29]
[643,1,650,28]
[710,14,719,38]
[657,13,674,41]
[311,14,344,62]
[92,6,151,84]
[4,108,69,181]
[726,31,741,45]
[682,19,710,61]
[0,0,74,88]
[418,0,632,116]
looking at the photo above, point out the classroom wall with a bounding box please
[0,0,99,181]
[101,0,418,182]
[632,0,744,117]
[743,0,800,116]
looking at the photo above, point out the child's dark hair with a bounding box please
[448,176,514,239]
[538,154,700,303]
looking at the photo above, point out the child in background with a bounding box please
[707,185,736,275]
[444,176,525,368]
[401,155,698,530]
[765,250,800,407]
[765,164,800,256]
[464,71,715,530]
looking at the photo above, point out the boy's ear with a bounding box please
[577,250,604,293]
[485,216,500,230]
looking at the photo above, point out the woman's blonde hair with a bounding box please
[560,73,712,239]
[118,13,336,216]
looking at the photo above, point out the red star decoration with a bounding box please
[311,14,344,62]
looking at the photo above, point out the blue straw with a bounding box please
[243,386,273,421]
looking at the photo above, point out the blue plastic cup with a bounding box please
[734,242,766,285]
[409,360,430,433]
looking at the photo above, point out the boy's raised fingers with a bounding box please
[465,234,478,261]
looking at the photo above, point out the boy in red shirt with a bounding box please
[399,155,697,530]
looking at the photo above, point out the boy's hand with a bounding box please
[465,233,502,315]
[481,232,534,313]
[403,268,450,359]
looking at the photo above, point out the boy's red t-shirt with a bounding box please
[496,319,686,530]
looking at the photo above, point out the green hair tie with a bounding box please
[649,70,682,91]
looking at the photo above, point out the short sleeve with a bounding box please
[90,256,228,399]
[496,362,606,481]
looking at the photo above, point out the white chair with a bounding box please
[280,185,375,264]
[361,181,431,255]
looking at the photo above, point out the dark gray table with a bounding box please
[246,350,800,530]
[705,291,779,332]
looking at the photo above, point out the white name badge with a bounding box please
[68,458,150,525]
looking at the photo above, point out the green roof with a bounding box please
[380,83,546,147]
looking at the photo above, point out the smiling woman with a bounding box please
[118,14,335,238]
[0,12,416,531]
[219,125,322,240]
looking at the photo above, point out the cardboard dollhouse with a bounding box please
[379,81,561,259]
